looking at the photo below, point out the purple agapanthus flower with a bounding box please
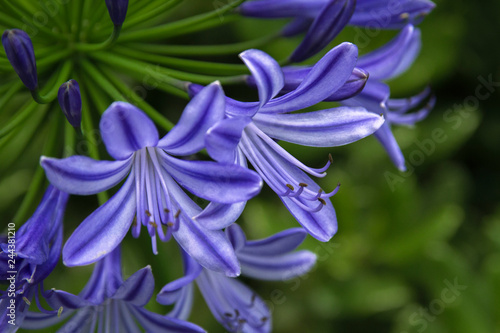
[341,24,435,170]
[239,0,435,62]
[157,224,316,333]
[41,82,263,276]
[279,25,435,170]
[21,247,205,333]
[0,186,68,333]
[189,43,384,242]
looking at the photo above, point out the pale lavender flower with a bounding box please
[157,225,316,333]
[41,83,263,276]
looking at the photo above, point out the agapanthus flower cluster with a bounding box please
[0,0,435,331]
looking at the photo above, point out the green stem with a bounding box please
[121,0,183,30]
[74,25,122,51]
[78,72,109,204]
[81,58,125,101]
[63,110,78,157]
[92,51,246,85]
[0,100,40,139]
[113,46,249,76]
[117,0,244,42]
[0,3,67,42]
[12,110,60,224]
[124,32,280,57]
[37,49,73,68]
[31,61,73,104]
[0,81,23,111]
[91,51,189,90]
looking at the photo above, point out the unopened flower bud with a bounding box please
[2,29,38,91]
[58,80,82,128]
[105,0,129,26]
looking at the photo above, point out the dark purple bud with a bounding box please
[58,80,82,128]
[2,29,38,91]
[105,0,129,26]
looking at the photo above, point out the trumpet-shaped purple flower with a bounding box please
[190,43,384,242]
[41,83,263,276]
[279,25,435,171]
[157,225,316,333]
[341,24,435,170]
[0,186,68,332]
[239,0,435,62]
[21,247,205,333]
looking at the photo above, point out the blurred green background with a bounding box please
[2,0,500,332]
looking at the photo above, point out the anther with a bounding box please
[145,210,152,217]
[23,297,31,305]
[132,216,137,227]
[251,293,257,305]
[164,208,170,213]
[286,184,294,191]
[400,12,410,19]
[328,153,333,164]
[58,307,63,317]
[167,222,174,227]
[318,198,327,206]
[174,210,181,219]
[149,221,158,228]
[262,317,268,322]
[224,312,233,317]
[299,183,308,187]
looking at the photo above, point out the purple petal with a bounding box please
[225,224,247,252]
[159,151,262,204]
[239,0,325,18]
[290,0,356,62]
[100,102,159,160]
[22,309,75,330]
[261,42,358,113]
[205,116,252,163]
[374,122,406,171]
[282,17,314,37]
[44,289,90,310]
[240,49,284,106]
[239,250,316,281]
[281,195,338,242]
[253,106,385,147]
[325,67,369,101]
[357,25,421,80]
[196,271,271,332]
[158,82,226,156]
[194,201,246,230]
[350,0,435,29]
[14,186,67,265]
[167,283,195,321]
[386,86,431,113]
[157,250,202,305]
[41,155,132,195]
[342,80,390,112]
[174,215,241,277]
[62,174,136,266]
[113,266,154,306]
[239,227,308,256]
[130,307,206,333]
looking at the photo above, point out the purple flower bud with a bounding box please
[2,29,38,91]
[58,80,82,128]
[105,0,129,26]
